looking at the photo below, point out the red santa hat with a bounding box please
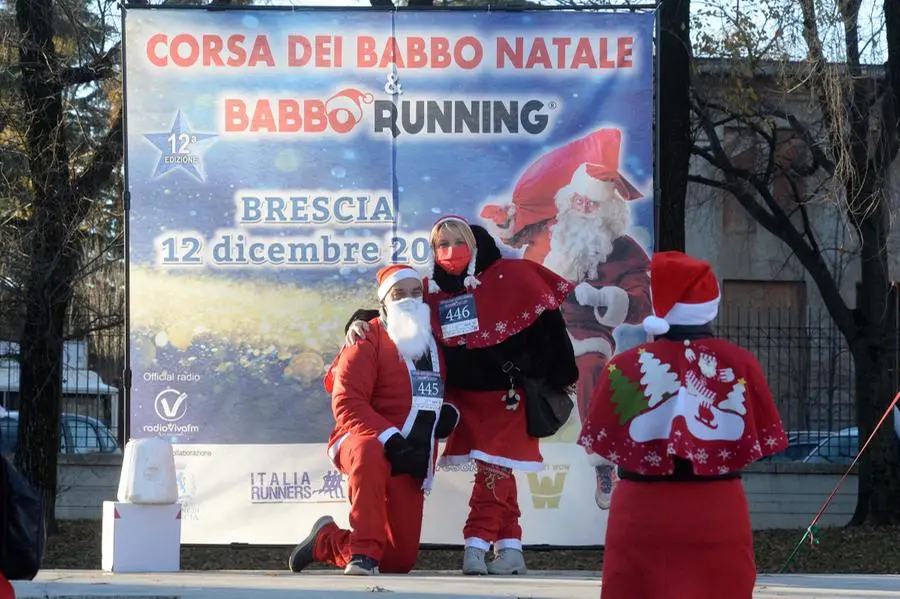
[643,252,721,335]
[377,264,421,302]
[428,215,480,294]
[481,129,631,236]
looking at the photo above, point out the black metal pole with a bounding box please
[653,0,662,253]
[120,0,132,447]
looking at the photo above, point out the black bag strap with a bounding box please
[479,343,524,383]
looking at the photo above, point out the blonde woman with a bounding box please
[345,216,578,575]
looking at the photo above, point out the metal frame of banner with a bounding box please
[122,3,658,11]
[119,2,661,550]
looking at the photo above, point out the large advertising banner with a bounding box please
[125,7,655,545]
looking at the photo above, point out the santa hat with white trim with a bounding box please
[428,215,480,294]
[377,264,421,303]
[642,252,721,336]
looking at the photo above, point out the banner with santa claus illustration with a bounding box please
[124,5,655,545]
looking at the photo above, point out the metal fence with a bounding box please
[717,308,856,431]
[0,310,867,461]
[0,328,126,454]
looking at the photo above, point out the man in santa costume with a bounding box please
[287,265,456,576]
[579,251,788,599]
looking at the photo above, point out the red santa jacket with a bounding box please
[324,319,446,478]
[562,235,651,356]
[579,337,788,475]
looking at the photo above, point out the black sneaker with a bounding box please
[288,515,335,573]
[343,554,380,576]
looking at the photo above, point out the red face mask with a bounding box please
[435,246,472,276]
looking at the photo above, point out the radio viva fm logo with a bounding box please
[155,388,189,422]
[526,464,570,509]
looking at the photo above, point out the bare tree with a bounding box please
[11,0,123,531]
[690,0,900,523]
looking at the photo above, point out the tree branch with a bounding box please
[690,101,855,341]
[57,42,120,87]
[760,105,836,175]
[72,107,123,221]
[798,0,841,163]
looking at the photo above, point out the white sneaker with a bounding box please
[487,548,527,575]
[462,546,488,575]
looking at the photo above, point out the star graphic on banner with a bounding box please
[143,111,217,182]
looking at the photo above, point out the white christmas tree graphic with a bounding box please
[718,378,748,415]
[637,348,681,408]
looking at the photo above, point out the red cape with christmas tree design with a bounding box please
[579,337,788,475]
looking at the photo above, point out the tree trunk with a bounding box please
[849,179,900,525]
[14,0,78,534]
[656,0,690,251]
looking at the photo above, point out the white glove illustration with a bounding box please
[574,282,603,307]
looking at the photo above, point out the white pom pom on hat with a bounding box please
[642,252,721,335]
[642,315,671,336]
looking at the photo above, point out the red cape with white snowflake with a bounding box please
[425,258,574,349]
[579,338,788,475]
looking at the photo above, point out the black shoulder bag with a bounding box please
[490,353,575,439]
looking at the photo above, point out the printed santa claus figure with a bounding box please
[578,251,788,599]
[543,143,651,508]
[480,129,619,263]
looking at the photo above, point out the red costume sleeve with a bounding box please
[329,333,398,442]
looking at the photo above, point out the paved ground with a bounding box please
[11,570,900,598]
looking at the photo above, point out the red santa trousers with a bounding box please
[0,573,13,599]
[443,387,539,549]
[314,435,425,573]
[463,461,521,548]
[601,478,755,599]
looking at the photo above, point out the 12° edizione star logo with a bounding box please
[143,110,217,182]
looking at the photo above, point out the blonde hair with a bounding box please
[430,219,477,254]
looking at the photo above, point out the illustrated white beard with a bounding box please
[543,209,617,282]
[384,299,433,361]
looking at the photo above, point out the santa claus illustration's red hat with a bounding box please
[377,264,421,302]
[643,252,721,335]
[428,215,480,293]
[555,130,642,212]
[481,129,631,236]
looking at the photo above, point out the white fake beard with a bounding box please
[544,210,616,282]
[384,299,433,362]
